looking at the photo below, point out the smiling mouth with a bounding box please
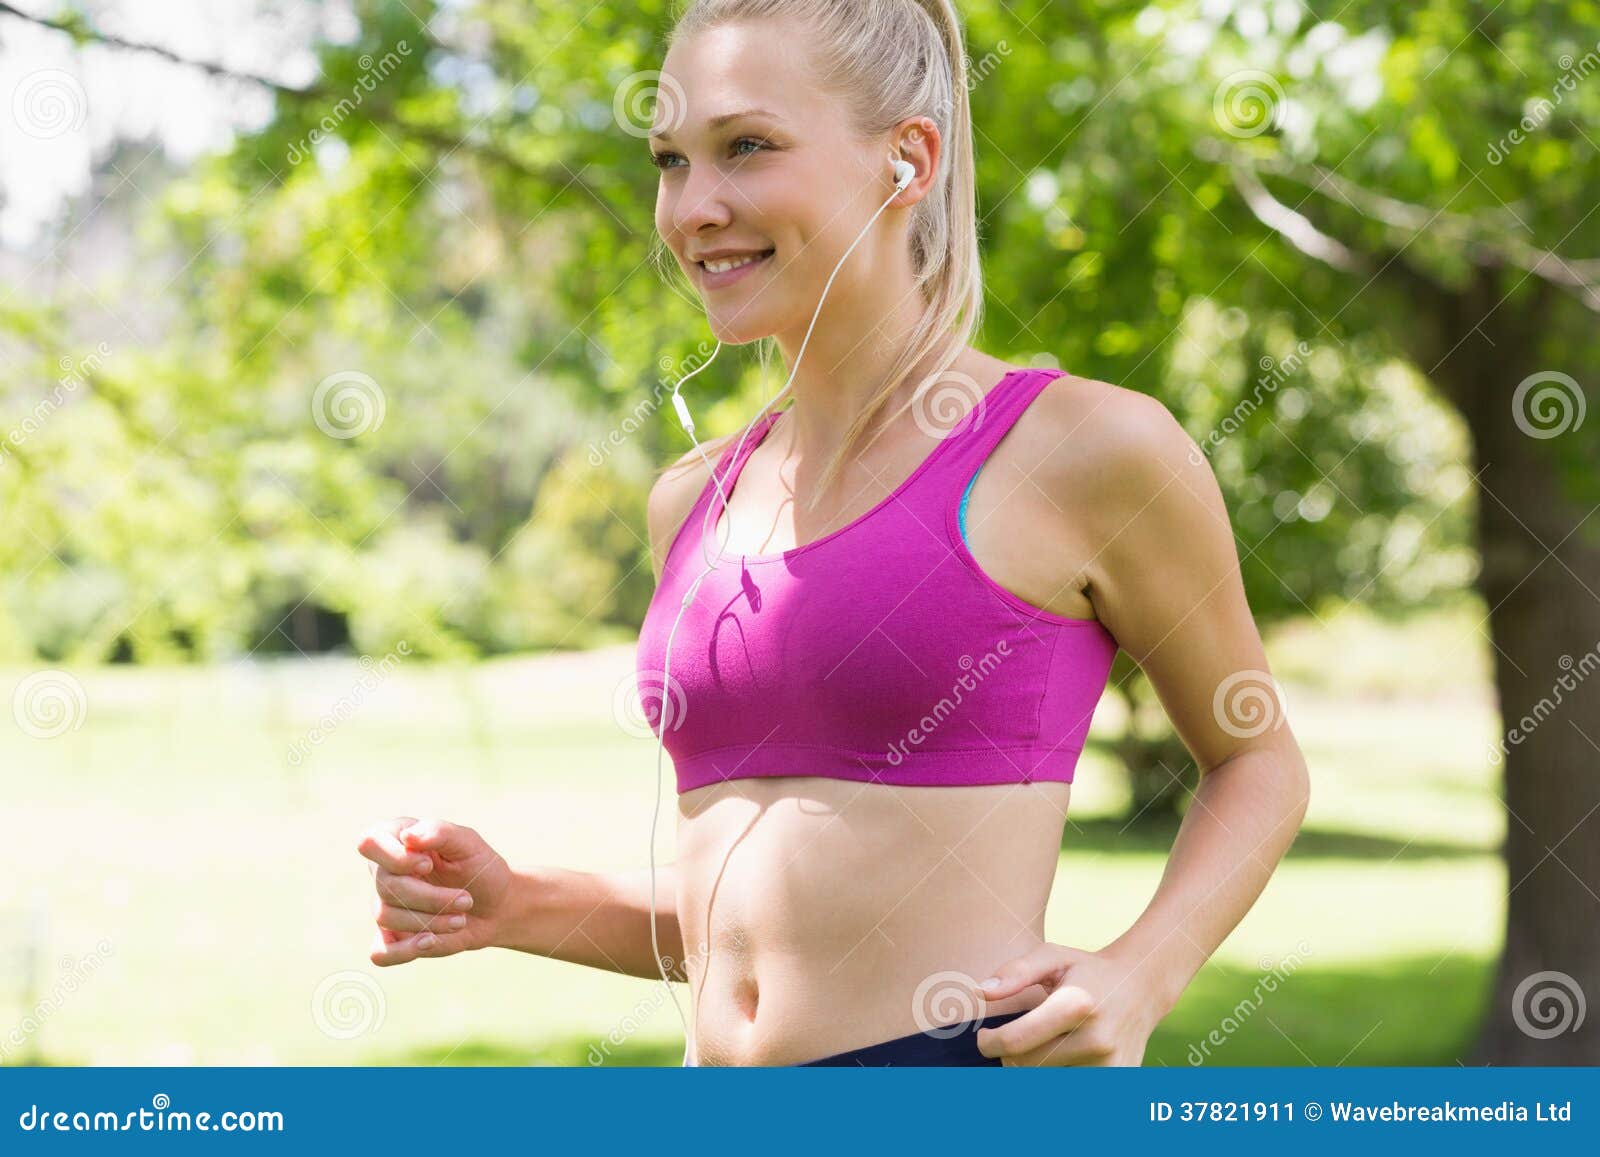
[697,249,776,274]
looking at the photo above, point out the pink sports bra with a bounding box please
[635,367,1118,793]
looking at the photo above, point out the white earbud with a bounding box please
[654,148,917,1067]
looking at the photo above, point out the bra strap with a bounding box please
[922,368,1066,500]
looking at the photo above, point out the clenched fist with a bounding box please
[356,816,514,966]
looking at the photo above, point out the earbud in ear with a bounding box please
[892,157,915,190]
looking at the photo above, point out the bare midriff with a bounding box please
[675,774,1069,1066]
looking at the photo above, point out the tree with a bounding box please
[3,0,1596,1061]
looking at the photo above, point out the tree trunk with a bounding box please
[1434,276,1600,1064]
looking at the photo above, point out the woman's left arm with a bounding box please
[977,386,1312,1066]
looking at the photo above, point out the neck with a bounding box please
[769,252,937,459]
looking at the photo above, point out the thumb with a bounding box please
[400,819,478,860]
[977,942,1074,1000]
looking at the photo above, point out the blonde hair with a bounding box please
[651,0,984,513]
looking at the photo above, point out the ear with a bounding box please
[889,115,941,202]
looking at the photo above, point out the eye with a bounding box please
[649,137,770,171]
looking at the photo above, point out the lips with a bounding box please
[696,248,775,273]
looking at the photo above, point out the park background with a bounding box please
[1,0,1597,1066]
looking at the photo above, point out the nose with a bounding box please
[671,162,735,237]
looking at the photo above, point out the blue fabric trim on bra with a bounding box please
[958,466,982,546]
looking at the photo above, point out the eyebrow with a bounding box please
[649,108,783,142]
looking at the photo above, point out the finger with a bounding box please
[977,942,1075,1000]
[369,927,464,967]
[357,818,430,874]
[1004,1031,1119,1067]
[400,818,479,861]
[374,869,473,914]
[374,901,469,934]
[977,987,1095,1059]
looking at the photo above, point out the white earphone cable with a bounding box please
[649,155,914,1068]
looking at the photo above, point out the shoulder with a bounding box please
[1029,371,1212,507]
[1025,373,1236,598]
[1012,371,1227,567]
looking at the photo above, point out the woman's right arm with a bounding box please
[357,817,686,981]
[494,863,687,981]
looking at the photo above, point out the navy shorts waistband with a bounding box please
[793,1009,1030,1067]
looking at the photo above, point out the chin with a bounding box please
[706,313,777,346]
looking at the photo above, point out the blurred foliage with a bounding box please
[1,0,1593,689]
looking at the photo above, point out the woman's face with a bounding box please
[651,22,893,345]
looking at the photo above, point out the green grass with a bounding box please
[0,598,1505,1066]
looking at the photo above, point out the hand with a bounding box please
[355,816,513,966]
[974,942,1170,1066]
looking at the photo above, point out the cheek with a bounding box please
[653,189,671,245]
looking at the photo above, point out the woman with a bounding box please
[357,0,1310,1067]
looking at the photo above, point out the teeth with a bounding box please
[704,251,769,274]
